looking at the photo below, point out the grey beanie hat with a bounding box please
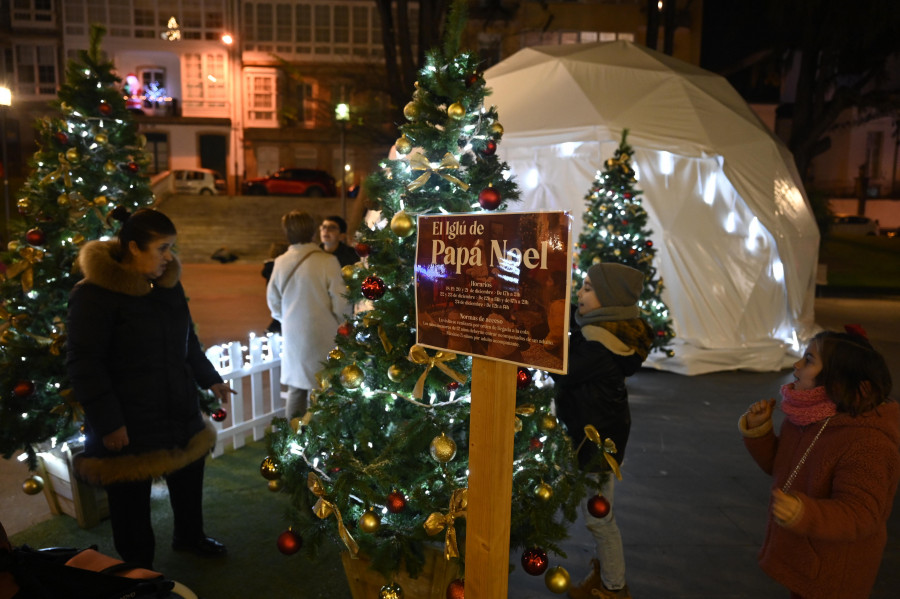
[587,263,644,308]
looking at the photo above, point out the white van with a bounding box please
[173,168,226,195]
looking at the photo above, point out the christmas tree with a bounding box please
[574,131,675,355]
[0,26,155,469]
[266,3,589,592]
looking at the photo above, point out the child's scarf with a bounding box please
[780,383,837,426]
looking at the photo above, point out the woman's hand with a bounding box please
[103,426,130,452]
[209,382,236,403]
[745,398,775,429]
[772,488,803,526]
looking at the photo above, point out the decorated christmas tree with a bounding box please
[266,4,589,594]
[574,131,675,355]
[0,26,155,472]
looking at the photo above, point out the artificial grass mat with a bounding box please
[10,440,353,598]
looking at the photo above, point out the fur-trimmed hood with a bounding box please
[76,239,181,296]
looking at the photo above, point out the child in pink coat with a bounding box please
[740,329,899,598]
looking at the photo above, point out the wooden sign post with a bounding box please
[465,357,518,598]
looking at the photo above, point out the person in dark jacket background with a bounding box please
[66,208,234,569]
[553,263,652,599]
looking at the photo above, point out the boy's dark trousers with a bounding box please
[104,457,206,568]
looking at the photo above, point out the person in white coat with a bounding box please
[267,211,350,418]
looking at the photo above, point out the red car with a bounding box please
[242,168,337,197]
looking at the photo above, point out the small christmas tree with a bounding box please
[267,2,588,591]
[0,26,155,467]
[575,130,675,355]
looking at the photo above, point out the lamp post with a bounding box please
[222,32,242,195]
[0,86,11,244]
[335,102,350,219]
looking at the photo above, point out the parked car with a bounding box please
[830,214,880,236]
[173,168,226,195]
[242,168,337,197]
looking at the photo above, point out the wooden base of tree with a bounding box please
[36,443,109,529]
[341,546,459,599]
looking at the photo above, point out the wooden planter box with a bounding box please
[36,442,109,529]
[341,546,459,599]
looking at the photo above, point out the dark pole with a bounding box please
[340,121,347,220]
[1,107,9,245]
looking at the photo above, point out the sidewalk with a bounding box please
[4,263,899,598]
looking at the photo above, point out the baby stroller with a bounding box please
[1,521,196,599]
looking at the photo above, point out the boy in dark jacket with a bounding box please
[553,263,652,599]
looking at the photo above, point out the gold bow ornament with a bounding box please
[307,472,359,557]
[423,487,468,560]
[362,314,393,354]
[406,152,470,192]
[582,424,622,480]
[605,152,634,178]
[406,344,467,399]
[3,247,45,293]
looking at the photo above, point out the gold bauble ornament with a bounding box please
[341,263,357,279]
[429,433,457,463]
[340,364,364,389]
[22,475,44,495]
[72,233,85,246]
[290,416,304,433]
[7,241,20,252]
[379,582,403,599]
[57,193,69,206]
[267,479,282,492]
[539,414,558,431]
[17,198,31,212]
[447,102,465,120]
[592,256,602,264]
[65,147,79,162]
[359,509,381,533]
[390,211,415,238]
[260,456,281,480]
[490,122,504,136]
[104,160,117,175]
[328,347,345,361]
[94,195,108,206]
[394,136,412,155]
[95,132,108,145]
[403,102,419,121]
[544,566,571,594]
[535,481,553,501]
[387,364,405,382]
[137,133,147,147]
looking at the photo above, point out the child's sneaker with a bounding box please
[567,559,602,599]
[591,583,632,599]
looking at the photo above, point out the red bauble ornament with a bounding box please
[580,243,587,249]
[587,494,611,518]
[25,228,46,246]
[477,187,501,210]
[211,408,227,422]
[55,131,69,145]
[516,367,530,389]
[126,162,139,173]
[529,437,543,451]
[624,192,633,199]
[276,529,303,555]
[465,73,479,87]
[521,547,549,576]
[386,490,407,513]
[483,140,497,156]
[355,242,371,257]
[621,220,629,226]
[446,381,460,391]
[338,323,352,336]
[629,248,637,256]
[446,578,465,599]
[13,380,36,397]
[361,275,386,300]
[646,240,653,248]
[656,330,667,337]
[98,101,112,116]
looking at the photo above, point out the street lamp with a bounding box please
[0,86,11,244]
[222,33,242,195]
[335,102,350,219]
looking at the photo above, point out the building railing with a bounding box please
[204,333,285,457]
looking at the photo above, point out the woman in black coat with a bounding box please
[67,208,233,569]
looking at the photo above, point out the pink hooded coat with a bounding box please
[741,401,900,598]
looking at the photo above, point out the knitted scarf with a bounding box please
[780,383,837,426]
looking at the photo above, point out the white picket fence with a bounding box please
[204,333,286,457]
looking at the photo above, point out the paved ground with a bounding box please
[3,262,899,598]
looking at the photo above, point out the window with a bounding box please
[296,80,316,127]
[866,131,884,179]
[247,71,277,126]
[182,52,227,112]
[15,44,57,96]
[12,0,55,26]
[144,132,169,175]
[140,67,167,108]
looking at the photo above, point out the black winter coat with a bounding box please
[66,241,222,486]
[552,320,647,471]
